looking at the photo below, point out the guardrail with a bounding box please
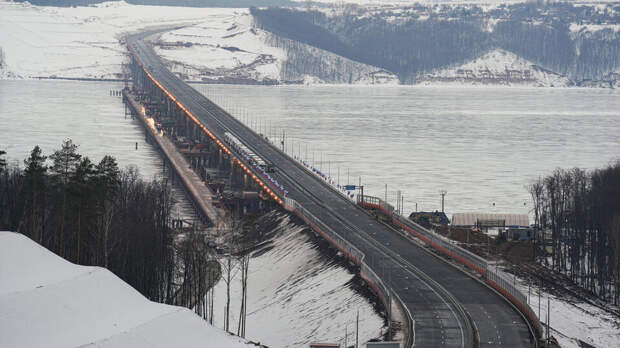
[128,36,409,345]
[283,197,407,346]
[358,195,543,341]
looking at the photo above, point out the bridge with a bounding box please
[125,29,541,348]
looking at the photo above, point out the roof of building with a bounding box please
[451,213,529,227]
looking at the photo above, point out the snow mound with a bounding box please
[418,49,571,87]
[0,232,255,348]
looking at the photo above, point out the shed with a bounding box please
[451,213,529,228]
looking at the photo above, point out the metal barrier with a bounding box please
[283,196,403,345]
[358,195,543,340]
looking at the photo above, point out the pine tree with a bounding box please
[94,155,120,267]
[23,146,48,243]
[0,150,6,173]
[50,139,81,257]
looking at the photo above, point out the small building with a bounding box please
[504,228,532,241]
[310,343,340,348]
[366,342,400,348]
[451,213,529,229]
[409,211,450,228]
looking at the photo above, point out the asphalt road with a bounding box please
[127,31,533,348]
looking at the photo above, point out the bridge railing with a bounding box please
[283,196,404,345]
[284,197,365,265]
[357,195,543,339]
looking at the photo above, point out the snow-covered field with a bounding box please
[0,231,254,348]
[418,49,571,87]
[0,1,221,79]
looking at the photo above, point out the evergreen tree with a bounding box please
[50,139,81,257]
[71,156,94,263]
[0,150,6,173]
[23,146,48,243]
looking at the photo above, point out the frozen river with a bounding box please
[196,84,620,219]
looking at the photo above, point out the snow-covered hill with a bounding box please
[0,232,256,348]
[0,1,217,79]
[417,49,571,87]
[153,10,285,84]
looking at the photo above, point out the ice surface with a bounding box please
[0,232,255,348]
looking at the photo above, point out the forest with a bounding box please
[529,161,620,305]
[251,2,620,84]
[0,142,252,335]
[0,141,176,301]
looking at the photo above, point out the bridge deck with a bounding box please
[124,90,227,228]
[127,31,533,348]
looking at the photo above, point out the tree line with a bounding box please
[529,161,620,304]
[0,142,253,333]
[251,3,620,84]
[0,140,176,302]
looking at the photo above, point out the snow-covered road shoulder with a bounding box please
[0,232,255,348]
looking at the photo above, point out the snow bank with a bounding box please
[0,232,255,348]
[0,1,218,79]
[418,49,570,87]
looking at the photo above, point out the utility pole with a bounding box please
[385,184,388,203]
[440,190,448,213]
[338,166,340,186]
[547,296,551,346]
[355,309,359,348]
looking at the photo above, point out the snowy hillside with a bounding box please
[418,49,571,87]
[153,10,285,84]
[0,1,218,79]
[265,33,399,85]
[153,11,398,85]
[0,232,256,348]
[509,270,620,348]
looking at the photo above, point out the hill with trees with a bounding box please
[252,2,620,85]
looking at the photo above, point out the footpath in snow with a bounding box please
[0,231,256,348]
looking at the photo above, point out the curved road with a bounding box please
[127,31,533,348]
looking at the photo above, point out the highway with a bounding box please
[127,31,533,348]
